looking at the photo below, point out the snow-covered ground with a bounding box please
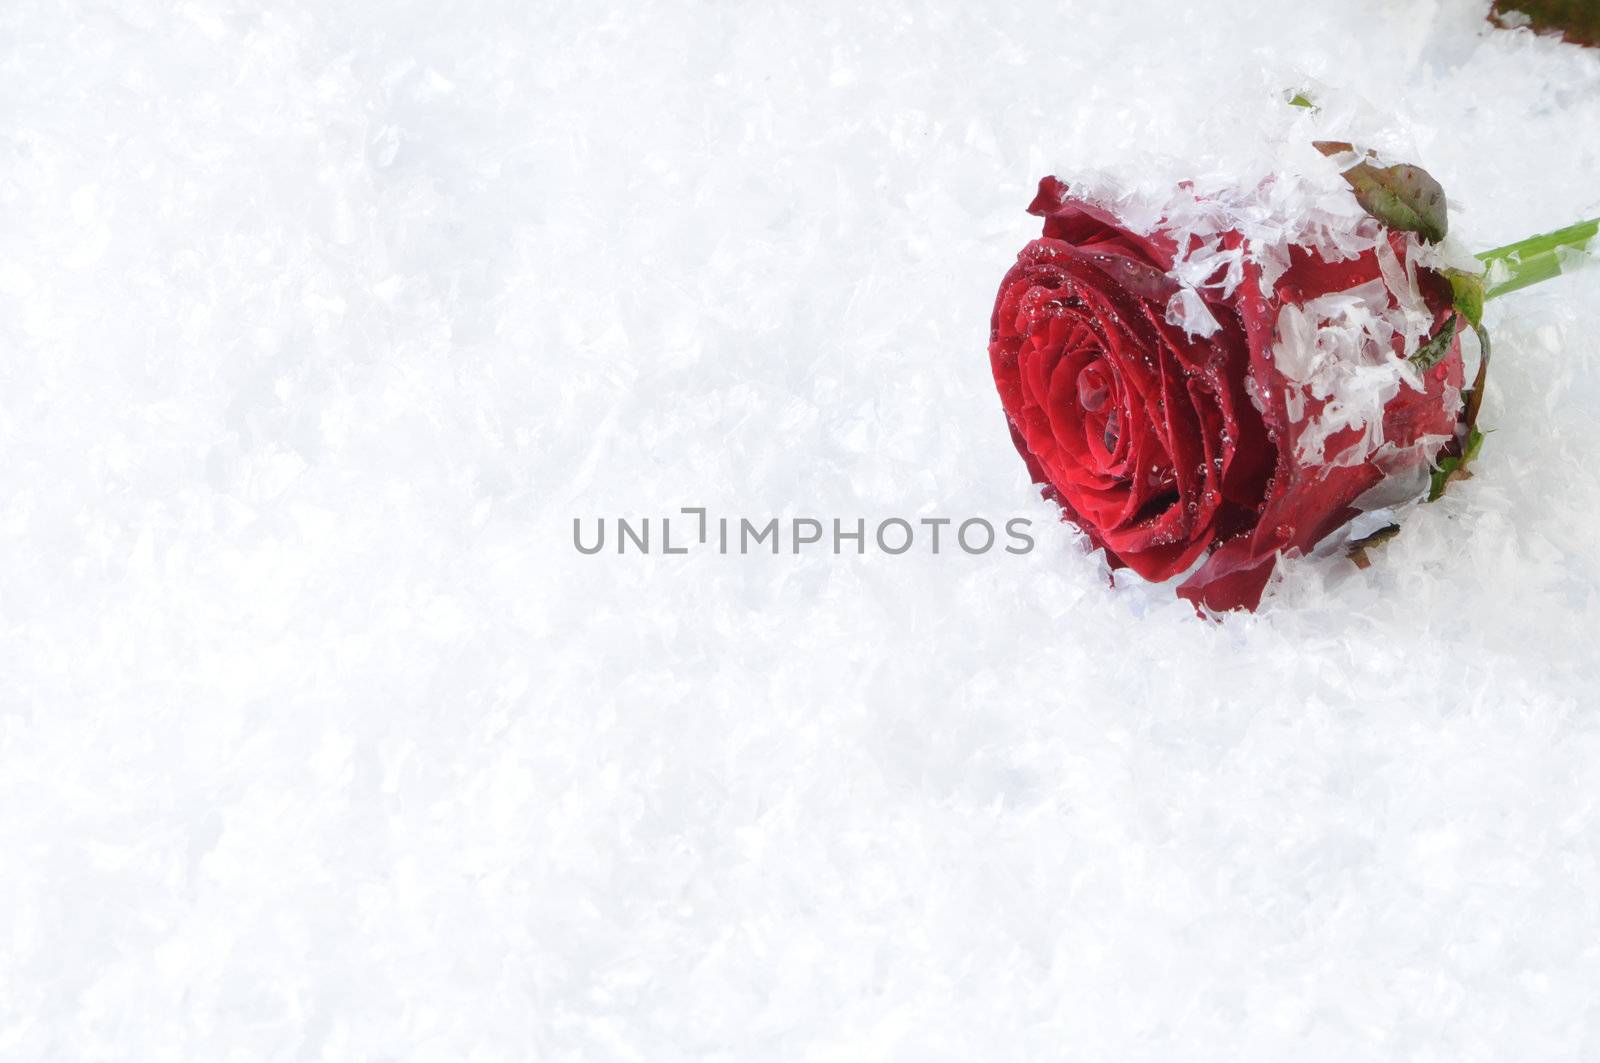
[3,0,1599,1058]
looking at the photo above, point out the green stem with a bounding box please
[1477,217,1600,301]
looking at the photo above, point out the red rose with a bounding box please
[989,176,1467,612]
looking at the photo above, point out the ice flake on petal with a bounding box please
[1272,280,1410,467]
[1164,286,1220,338]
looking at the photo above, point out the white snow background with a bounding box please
[3,0,1600,1058]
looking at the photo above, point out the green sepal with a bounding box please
[1348,523,1402,569]
[1446,269,1485,329]
[1461,322,1491,436]
[1410,316,1457,371]
[1313,141,1449,243]
[1438,267,1492,492]
[1428,427,1487,502]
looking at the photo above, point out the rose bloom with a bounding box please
[989,176,1466,612]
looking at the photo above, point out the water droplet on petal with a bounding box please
[1077,370,1109,413]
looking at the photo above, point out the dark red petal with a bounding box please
[1176,535,1278,613]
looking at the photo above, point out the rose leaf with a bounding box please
[1313,141,1449,243]
[1491,1,1600,47]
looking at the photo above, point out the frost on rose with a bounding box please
[989,161,1477,613]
